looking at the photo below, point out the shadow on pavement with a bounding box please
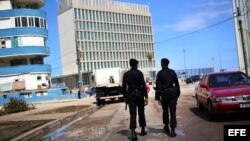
[117,129,130,140]
[190,107,250,122]
[146,127,164,134]
[93,99,124,106]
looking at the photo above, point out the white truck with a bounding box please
[94,68,126,105]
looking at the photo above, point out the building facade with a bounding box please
[232,0,250,75]
[0,0,51,92]
[58,0,156,78]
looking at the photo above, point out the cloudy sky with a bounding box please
[43,0,238,77]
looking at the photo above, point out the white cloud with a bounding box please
[194,1,231,7]
[157,9,232,32]
[154,0,232,33]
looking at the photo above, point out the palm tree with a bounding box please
[146,52,153,81]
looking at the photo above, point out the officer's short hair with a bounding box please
[129,59,138,67]
[161,58,169,66]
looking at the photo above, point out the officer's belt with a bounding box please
[161,87,175,93]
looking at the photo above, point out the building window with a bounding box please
[10,59,27,66]
[37,76,42,80]
[40,18,44,28]
[30,57,43,64]
[15,17,21,27]
[15,17,46,29]
[21,17,28,27]
[29,17,34,27]
[35,17,39,27]
[0,40,6,48]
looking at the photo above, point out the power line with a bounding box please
[154,16,236,45]
[46,48,76,63]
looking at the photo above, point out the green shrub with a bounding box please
[3,97,33,114]
[0,110,5,116]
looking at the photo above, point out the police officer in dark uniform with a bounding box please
[155,58,180,137]
[122,59,148,141]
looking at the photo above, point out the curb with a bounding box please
[10,105,98,141]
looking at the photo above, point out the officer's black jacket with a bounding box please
[155,68,180,100]
[122,68,148,99]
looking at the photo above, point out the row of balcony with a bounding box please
[0,8,46,19]
[0,46,49,58]
[0,28,48,38]
[0,64,51,76]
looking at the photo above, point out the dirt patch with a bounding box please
[35,105,92,114]
[0,120,52,141]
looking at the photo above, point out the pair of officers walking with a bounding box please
[122,58,180,141]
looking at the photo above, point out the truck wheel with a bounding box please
[101,100,106,105]
[118,97,124,102]
[96,99,101,106]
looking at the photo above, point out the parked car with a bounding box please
[195,71,250,119]
[85,87,96,95]
[185,75,202,84]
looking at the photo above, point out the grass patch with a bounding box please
[0,120,52,141]
[35,105,91,114]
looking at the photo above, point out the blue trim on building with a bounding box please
[0,9,46,18]
[0,46,49,58]
[0,27,48,38]
[0,89,89,105]
[0,64,51,76]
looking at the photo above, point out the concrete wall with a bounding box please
[58,8,78,75]
[0,18,13,29]
[18,36,45,46]
[0,88,89,105]
[232,0,250,75]
[0,0,12,10]
[0,73,50,91]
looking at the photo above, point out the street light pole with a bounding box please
[74,19,83,99]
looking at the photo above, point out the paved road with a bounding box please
[43,84,250,141]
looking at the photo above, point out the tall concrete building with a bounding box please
[232,0,250,75]
[58,0,156,78]
[0,0,51,92]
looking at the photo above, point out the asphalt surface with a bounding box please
[42,83,250,141]
[1,82,250,141]
[0,96,97,141]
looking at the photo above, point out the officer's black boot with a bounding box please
[140,126,147,136]
[131,129,138,141]
[170,128,177,137]
[163,125,170,133]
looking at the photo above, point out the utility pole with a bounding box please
[237,7,249,75]
[218,47,222,71]
[183,49,187,78]
[74,19,83,99]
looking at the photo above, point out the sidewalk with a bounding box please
[0,96,98,141]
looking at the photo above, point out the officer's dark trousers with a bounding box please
[128,98,146,129]
[162,96,177,128]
